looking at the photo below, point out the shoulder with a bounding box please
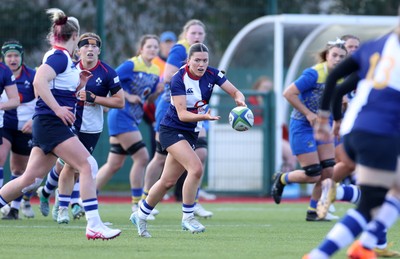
[116,59,134,73]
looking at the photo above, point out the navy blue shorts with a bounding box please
[343,130,400,171]
[3,127,32,156]
[32,115,75,155]
[159,125,198,151]
[77,132,101,154]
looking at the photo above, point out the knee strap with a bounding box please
[303,164,322,177]
[110,143,128,155]
[321,158,336,169]
[126,141,146,155]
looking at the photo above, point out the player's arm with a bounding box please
[283,82,316,125]
[34,63,75,126]
[319,57,360,113]
[331,72,359,121]
[173,95,219,122]
[163,63,179,84]
[80,86,125,109]
[0,84,19,110]
[220,80,246,107]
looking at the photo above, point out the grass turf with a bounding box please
[1,202,399,258]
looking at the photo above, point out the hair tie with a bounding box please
[55,16,68,25]
[327,37,345,46]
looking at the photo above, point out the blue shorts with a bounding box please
[32,115,75,155]
[77,132,101,154]
[107,109,139,136]
[289,119,333,155]
[159,125,198,151]
[334,136,343,147]
[3,127,32,156]
[343,131,400,171]
[154,97,170,132]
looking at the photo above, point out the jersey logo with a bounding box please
[186,88,193,94]
[24,80,31,88]
[96,77,102,86]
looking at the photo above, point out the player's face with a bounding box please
[344,38,360,55]
[78,39,100,64]
[326,47,346,70]
[188,51,209,77]
[186,25,206,46]
[4,51,21,72]
[141,38,159,63]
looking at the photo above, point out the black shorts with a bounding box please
[159,125,198,151]
[32,115,75,155]
[3,127,32,156]
[343,130,400,172]
[77,132,101,154]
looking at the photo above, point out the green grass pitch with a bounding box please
[1,202,399,258]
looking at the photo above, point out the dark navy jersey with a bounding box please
[161,65,226,132]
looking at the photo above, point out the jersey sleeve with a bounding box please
[115,60,134,91]
[106,66,122,93]
[215,69,227,86]
[2,65,15,87]
[45,51,68,74]
[166,45,187,68]
[170,72,186,96]
[294,68,318,92]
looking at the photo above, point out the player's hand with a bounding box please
[332,120,341,139]
[55,106,75,126]
[78,90,96,103]
[235,99,246,107]
[306,112,318,127]
[21,119,33,134]
[204,109,220,121]
[126,94,142,104]
[314,119,332,142]
[76,70,93,92]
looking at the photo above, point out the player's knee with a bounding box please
[356,185,388,222]
[87,156,98,179]
[303,164,322,177]
[190,163,203,180]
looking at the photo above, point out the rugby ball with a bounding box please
[229,106,254,131]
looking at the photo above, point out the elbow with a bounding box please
[117,99,125,109]
[13,97,20,107]
[282,90,290,101]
